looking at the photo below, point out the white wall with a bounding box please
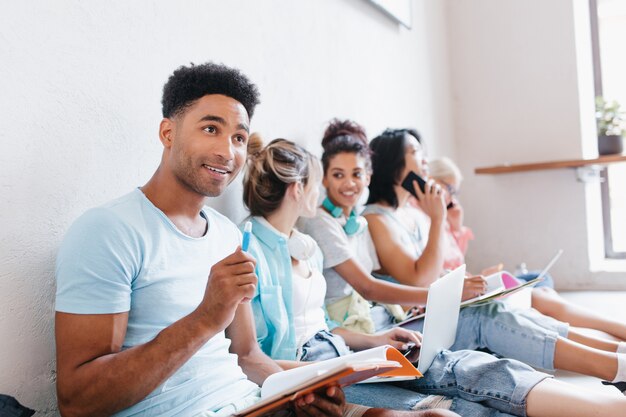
[446,0,626,289]
[0,0,455,413]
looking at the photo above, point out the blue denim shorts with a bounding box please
[401,301,569,371]
[398,349,550,417]
[345,349,549,417]
[299,330,352,361]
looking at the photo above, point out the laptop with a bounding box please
[402,264,466,374]
[358,265,465,383]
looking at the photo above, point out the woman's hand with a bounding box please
[371,327,423,352]
[414,179,446,224]
[461,275,488,301]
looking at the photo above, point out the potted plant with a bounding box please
[596,96,626,155]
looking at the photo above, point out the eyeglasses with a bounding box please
[440,181,459,197]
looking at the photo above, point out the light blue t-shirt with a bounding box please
[55,189,260,417]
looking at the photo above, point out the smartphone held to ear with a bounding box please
[401,171,426,198]
[401,171,454,209]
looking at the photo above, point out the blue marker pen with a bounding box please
[241,221,252,252]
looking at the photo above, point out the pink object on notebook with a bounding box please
[501,272,521,289]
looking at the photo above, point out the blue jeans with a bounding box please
[397,301,569,371]
[345,350,550,417]
[299,330,351,361]
[302,330,550,416]
[345,384,514,416]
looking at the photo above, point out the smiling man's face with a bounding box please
[163,94,250,197]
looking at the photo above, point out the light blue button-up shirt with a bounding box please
[242,216,339,360]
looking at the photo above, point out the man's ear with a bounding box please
[159,118,174,148]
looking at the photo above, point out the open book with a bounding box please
[234,345,421,417]
[461,249,563,307]
[459,271,539,307]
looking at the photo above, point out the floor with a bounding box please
[550,291,626,396]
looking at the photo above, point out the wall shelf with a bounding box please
[475,154,626,175]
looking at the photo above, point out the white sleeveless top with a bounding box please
[292,260,329,348]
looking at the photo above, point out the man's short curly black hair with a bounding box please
[161,62,260,119]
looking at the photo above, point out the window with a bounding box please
[590,0,626,259]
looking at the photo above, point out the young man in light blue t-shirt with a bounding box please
[53,63,349,417]
[54,63,457,417]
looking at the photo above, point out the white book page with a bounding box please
[261,346,393,399]
[484,272,505,292]
[358,374,420,384]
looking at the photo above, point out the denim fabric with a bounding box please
[399,350,550,417]
[345,384,515,417]
[345,349,549,417]
[516,271,554,289]
[399,301,568,371]
[301,331,549,416]
[299,330,352,361]
[344,384,430,411]
[369,305,396,331]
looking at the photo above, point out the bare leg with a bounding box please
[570,326,622,342]
[364,409,460,417]
[554,337,617,381]
[526,378,626,417]
[532,288,626,340]
[568,327,620,352]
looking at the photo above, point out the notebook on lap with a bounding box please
[460,249,564,308]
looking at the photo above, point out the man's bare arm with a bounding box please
[56,248,257,417]
[56,310,221,417]
[227,303,284,385]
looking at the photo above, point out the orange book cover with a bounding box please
[234,346,421,417]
